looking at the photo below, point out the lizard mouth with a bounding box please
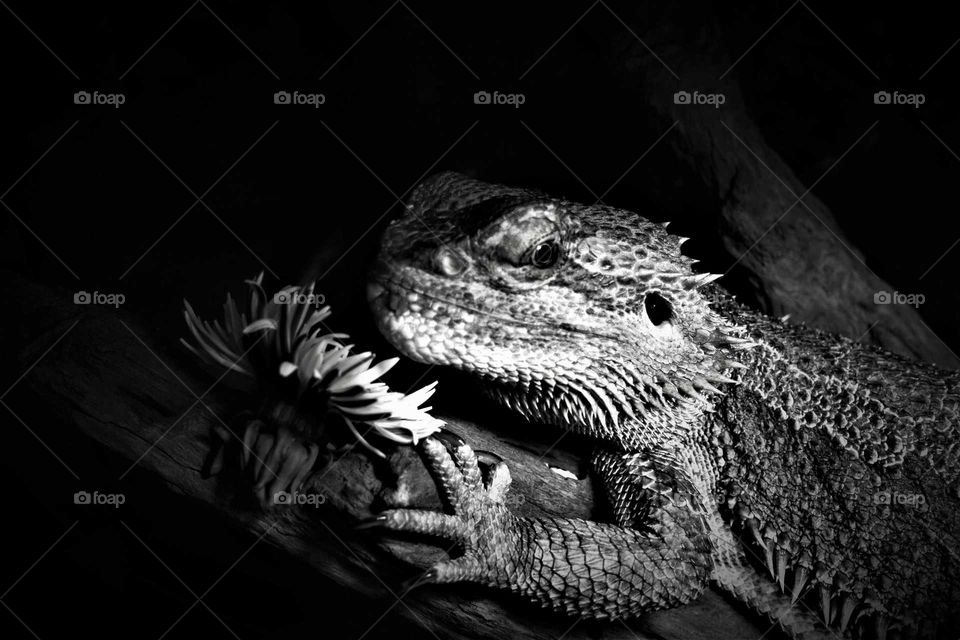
[367,260,625,351]
[367,262,541,329]
[366,267,497,368]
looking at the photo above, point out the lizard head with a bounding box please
[368,172,751,445]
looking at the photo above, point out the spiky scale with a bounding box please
[775,533,793,592]
[838,595,860,632]
[791,551,813,604]
[820,585,833,625]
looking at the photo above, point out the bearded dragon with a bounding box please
[364,171,960,639]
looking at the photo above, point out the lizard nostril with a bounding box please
[434,247,468,277]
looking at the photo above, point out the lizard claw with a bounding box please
[369,435,521,587]
[354,515,389,530]
[432,427,467,449]
[400,568,439,594]
[474,449,502,466]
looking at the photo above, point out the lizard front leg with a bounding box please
[591,450,834,639]
[369,433,713,619]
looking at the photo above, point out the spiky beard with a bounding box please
[474,334,754,452]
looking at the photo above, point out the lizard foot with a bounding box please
[369,430,522,590]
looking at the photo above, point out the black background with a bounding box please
[3,2,960,638]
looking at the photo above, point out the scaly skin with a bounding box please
[365,172,960,638]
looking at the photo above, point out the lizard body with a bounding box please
[366,171,960,638]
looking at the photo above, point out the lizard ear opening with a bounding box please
[644,292,673,326]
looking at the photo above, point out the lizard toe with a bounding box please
[432,429,484,490]
[365,508,468,542]
[421,437,473,510]
[403,557,484,592]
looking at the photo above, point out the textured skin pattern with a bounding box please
[381,437,713,618]
[367,172,960,638]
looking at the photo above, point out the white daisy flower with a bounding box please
[182,273,443,457]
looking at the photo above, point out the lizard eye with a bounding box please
[528,239,560,268]
[434,247,468,276]
[644,292,673,326]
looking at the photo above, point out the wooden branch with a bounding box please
[3,270,769,640]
